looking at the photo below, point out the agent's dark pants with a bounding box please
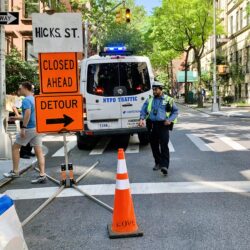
[148,121,170,168]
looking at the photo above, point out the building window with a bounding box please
[247,47,250,73]
[25,40,38,62]
[25,0,40,18]
[247,2,250,25]
[4,0,8,11]
[240,8,243,30]
[238,50,243,65]
[236,11,239,32]
[230,15,234,34]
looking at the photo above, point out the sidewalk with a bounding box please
[0,157,37,186]
[178,101,250,118]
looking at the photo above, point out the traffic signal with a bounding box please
[125,8,131,23]
[116,9,122,23]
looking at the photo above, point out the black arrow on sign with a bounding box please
[46,115,74,127]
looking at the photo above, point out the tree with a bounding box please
[6,49,38,94]
[149,0,218,106]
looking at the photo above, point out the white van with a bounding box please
[77,50,154,149]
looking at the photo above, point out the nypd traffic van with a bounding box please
[77,46,154,149]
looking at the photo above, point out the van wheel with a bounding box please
[138,132,150,145]
[76,133,97,150]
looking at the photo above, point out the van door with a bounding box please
[85,62,122,131]
[119,62,151,129]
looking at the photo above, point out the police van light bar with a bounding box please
[104,46,127,52]
[100,46,133,57]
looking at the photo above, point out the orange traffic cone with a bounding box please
[107,148,143,239]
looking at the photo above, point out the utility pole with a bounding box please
[0,0,11,159]
[212,0,219,112]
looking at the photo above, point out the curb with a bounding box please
[0,161,36,188]
[0,145,48,188]
[177,102,250,119]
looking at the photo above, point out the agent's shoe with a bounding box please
[153,164,161,171]
[3,170,19,178]
[31,175,47,184]
[161,167,168,176]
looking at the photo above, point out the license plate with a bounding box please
[99,123,111,128]
[127,121,138,128]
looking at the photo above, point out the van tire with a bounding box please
[138,132,150,145]
[76,133,97,150]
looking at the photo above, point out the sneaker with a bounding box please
[153,164,161,171]
[161,167,168,176]
[3,170,19,178]
[31,175,47,184]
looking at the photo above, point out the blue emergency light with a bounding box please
[104,46,127,52]
[100,45,133,57]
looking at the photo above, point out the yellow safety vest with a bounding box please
[146,95,177,124]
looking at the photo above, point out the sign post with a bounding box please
[22,12,113,227]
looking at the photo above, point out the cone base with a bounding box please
[107,224,143,239]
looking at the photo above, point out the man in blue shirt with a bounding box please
[4,82,46,184]
[139,82,178,176]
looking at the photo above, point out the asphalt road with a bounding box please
[1,104,250,250]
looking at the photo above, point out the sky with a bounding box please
[135,0,162,15]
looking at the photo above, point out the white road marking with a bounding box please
[43,135,76,142]
[187,134,215,151]
[52,141,77,157]
[200,113,210,118]
[125,135,140,154]
[217,135,247,151]
[5,181,250,200]
[89,137,111,155]
[169,140,175,152]
[245,134,250,139]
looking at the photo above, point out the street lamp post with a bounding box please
[212,0,219,112]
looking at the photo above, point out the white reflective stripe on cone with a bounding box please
[116,179,130,190]
[117,159,128,174]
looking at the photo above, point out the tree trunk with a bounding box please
[196,56,203,108]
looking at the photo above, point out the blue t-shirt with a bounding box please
[22,95,36,129]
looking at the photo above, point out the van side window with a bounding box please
[87,62,151,97]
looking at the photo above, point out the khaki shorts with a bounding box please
[15,128,42,147]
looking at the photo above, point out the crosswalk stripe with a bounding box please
[169,140,175,152]
[216,135,247,151]
[89,137,111,155]
[186,134,215,151]
[245,134,250,139]
[125,135,140,154]
[43,135,76,142]
[52,141,77,157]
[5,181,250,200]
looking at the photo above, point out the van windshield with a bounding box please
[87,62,151,96]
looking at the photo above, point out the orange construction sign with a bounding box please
[39,52,79,94]
[35,95,83,133]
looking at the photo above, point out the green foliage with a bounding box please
[6,49,38,94]
[24,0,67,14]
[230,63,245,85]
